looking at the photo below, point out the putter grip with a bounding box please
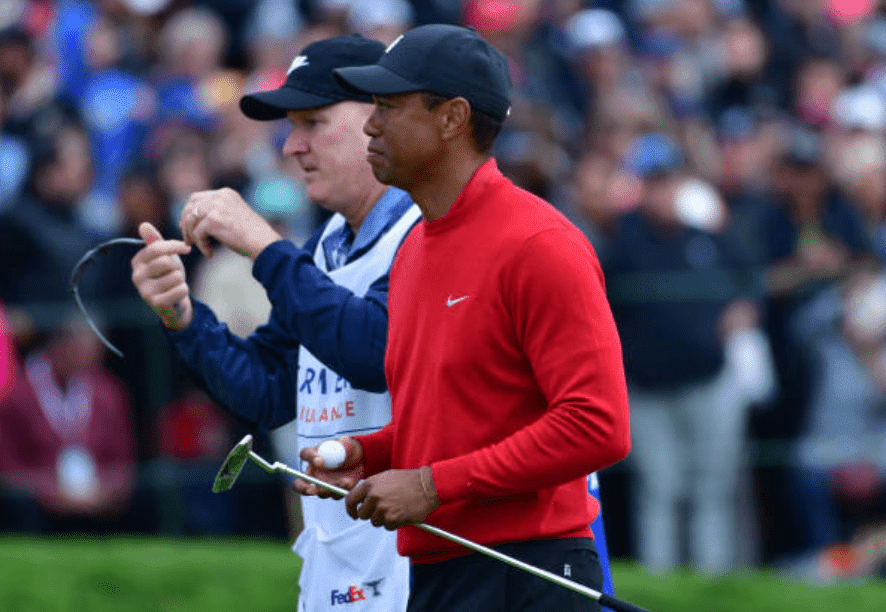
[599,594,654,612]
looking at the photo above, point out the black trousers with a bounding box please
[407,537,603,612]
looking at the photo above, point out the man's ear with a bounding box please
[438,97,472,142]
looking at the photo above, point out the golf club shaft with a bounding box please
[247,451,651,612]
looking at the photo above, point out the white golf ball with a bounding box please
[318,440,347,469]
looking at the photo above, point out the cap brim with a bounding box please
[333,65,422,97]
[240,87,341,120]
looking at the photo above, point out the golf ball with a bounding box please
[318,440,347,469]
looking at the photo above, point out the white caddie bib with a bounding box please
[273,203,420,612]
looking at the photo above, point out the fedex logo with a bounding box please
[330,579,383,606]
[330,585,366,605]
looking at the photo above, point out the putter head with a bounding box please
[212,434,254,493]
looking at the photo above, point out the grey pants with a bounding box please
[628,367,749,572]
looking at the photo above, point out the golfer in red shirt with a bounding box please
[297,24,631,612]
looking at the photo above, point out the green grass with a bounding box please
[612,562,886,612]
[1,537,885,611]
[0,536,299,612]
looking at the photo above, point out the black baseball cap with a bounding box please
[239,35,386,121]
[333,24,513,122]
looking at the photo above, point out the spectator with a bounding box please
[0,312,137,534]
[761,127,873,423]
[0,25,57,137]
[0,119,104,305]
[151,6,228,131]
[152,125,214,227]
[713,106,779,265]
[606,132,759,573]
[705,16,779,124]
[758,0,843,105]
[189,173,313,538]
[757,126,877,560]
[791,55,846,129]
[467,0,571,199]
[75,10,156,232]
[788,267,886,557]
[562,7,643,151]
[839,135,886,262]
[562,150,640,267]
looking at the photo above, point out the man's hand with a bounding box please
[131,222,193,331]
[345,466,440,530]
[179,187,282,260]
[294,437,365,499]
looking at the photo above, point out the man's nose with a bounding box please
[283,128,309,156]
[363,107,381,138]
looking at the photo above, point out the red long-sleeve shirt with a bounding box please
[356,159,630,563]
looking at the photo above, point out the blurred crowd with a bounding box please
[2,0,886,581]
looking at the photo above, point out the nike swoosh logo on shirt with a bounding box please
[446,295,470,307]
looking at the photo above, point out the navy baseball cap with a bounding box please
[240,35,386,120]
[332,24,513,122]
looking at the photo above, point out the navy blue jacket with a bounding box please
[605,211,755,391]
[167,193,416,430]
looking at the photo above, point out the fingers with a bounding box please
[303,469,432,530]
[294,442,363,500]
[339,436,364,470]
[371,506,388,528]
[346,480,394,527]
[345,482,402,529]
[345,469,438,529]
[293,479,343,499]
[132,252,187,292]
[300,445,321,466]
[180,207,210,258]
[346,481,369,520]
[179,188,281,259]
[188,216,216,259]
[138,257,188,283]
[151,283,190,310]
[299,437,363,471]
[139,222,163,244]
[132,224,191,267]
[131,224,193,330]
[179,191,217,256]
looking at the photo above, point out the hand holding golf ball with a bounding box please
[317,439,347,469]
[297,437,363,498]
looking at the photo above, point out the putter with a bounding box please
[213,435,653,612]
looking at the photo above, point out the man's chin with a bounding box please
[370,165,394,186]
[305,187,327,207]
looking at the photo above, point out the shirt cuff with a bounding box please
[164,299,212,346]
[426,456,474,505]
[353,432,392,477]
